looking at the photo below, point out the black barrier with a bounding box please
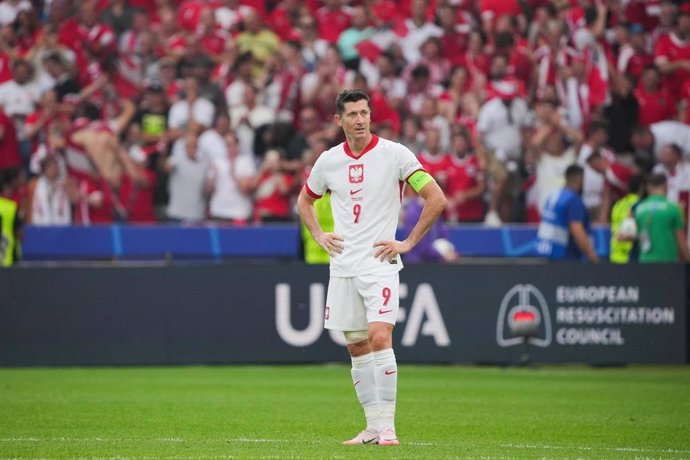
[0,264,686,366]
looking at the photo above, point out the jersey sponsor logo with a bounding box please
[378,308,393,315]
[349,188,363,195]
[349,164,364,184]
[384,370,397,375]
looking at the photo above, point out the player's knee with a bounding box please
[369,331,391,351]
[347,340,371,357]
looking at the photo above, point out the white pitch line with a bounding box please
[501,443,690,454]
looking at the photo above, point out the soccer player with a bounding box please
[297,89,447,446]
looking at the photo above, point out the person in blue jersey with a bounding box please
[536,164,600,262]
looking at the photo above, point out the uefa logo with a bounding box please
[496,284,552,348]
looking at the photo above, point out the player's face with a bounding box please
[336,99,371,143]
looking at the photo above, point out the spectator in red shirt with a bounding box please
[617,23,653,82]
[24,89,58,160]
[73,175,115,225]
[437,3,472,67]
[0,108,21,173]
[196,6,228,62]
[494,19,532,87]
[118,144,156,223]
[635,65,676,126]
[267,0,302,41]
[253,149,294,223]
[654,2,690,99]
[446,128,486,223]
[0,48,12,84]
[316,0,351,45]
[417,127,451,190]
[13,9,41,56]
[59,0,116,68]
[478,0,524,36]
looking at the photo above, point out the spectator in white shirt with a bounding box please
[477,55,531,225]
[28,155,73,225]
[164,133,209,223]
[230,84,275,157]
[653,143,690,205]
[400,0,443,64]
[198,111,232,165]
[167,76,215,142]
[577,120,615,219]
[0,0,32,26]
[207,132,256,223]
[631,121,690,171]
[0,59,41,161]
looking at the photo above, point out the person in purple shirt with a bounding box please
[400,192,458,263]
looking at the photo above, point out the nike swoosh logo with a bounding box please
[385,370,397,375]
[378,309,393,314]
[362,437,377,444]
[350,188,363,195]
[353,380,360,386]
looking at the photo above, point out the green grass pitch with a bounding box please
[1,365,689,459]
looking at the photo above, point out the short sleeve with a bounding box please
[305,153,327,198]
[167,103,185,130]
[654,37,670,63]
[566,196,586,223]
[395,143,424,181]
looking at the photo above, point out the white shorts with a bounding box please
[324,273,399,331]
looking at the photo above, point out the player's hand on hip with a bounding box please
[373,240,411,262]
[315,232,344,257]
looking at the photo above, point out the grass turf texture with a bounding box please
[1,365,689,459]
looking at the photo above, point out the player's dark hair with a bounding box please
[565,164,584,182]
[335,89,371,116]
[648,173,667,188]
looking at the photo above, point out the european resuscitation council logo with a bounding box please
[496,284,553,348]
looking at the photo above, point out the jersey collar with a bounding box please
[344,134,379,160]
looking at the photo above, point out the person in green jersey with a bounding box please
[610,174,645,263]
[634,173,690,263]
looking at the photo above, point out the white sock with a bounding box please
[350,352,379,431]
[373,348,397,430]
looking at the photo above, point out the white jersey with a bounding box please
[306,135,423,277]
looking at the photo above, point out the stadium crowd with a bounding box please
[0,0,689,230]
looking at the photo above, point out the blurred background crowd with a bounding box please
[0,0,689,229]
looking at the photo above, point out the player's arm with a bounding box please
[675,229,690,262]
[374,172,447,261]
[569,221,599,263]
[297,186,344,257]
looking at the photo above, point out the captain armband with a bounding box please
[407,170,434,193]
